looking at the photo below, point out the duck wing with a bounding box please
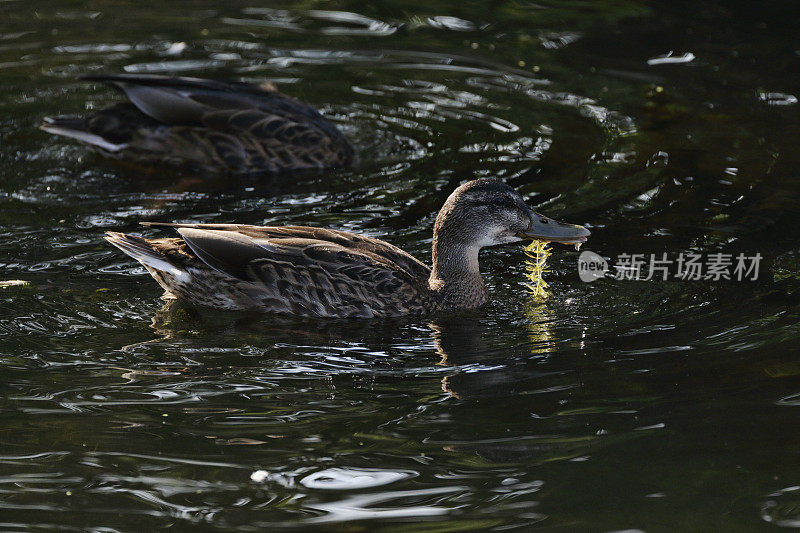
[141,222,434,317]
[82,74,320,126]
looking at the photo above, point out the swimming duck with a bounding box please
[105,178,589,317]
[41,74,355,173]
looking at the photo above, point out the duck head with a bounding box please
[433,178,590,250]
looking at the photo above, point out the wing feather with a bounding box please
[142,222,431,281]
[160,225,433,317]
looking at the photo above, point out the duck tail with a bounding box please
[105,232,189,280]
[41,116,125,152]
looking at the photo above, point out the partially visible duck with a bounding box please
[105,178,590,318]
[41,74,355,173]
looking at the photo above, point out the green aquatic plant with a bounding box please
[523,240,551,299]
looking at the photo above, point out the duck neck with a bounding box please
[429,231,487,310]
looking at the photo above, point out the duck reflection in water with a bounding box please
[431,314,601,464]
[432,310,557,399]
[123,300,595,465]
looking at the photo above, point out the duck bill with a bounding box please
[516,211,591,246]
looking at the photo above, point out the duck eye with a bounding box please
[540,219,549,224]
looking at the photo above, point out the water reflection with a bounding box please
[299,467,416,489]
[428,315,600,467]
[303,486,459,523]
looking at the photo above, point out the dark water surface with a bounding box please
[3,0,800,530]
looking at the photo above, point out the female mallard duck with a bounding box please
[40,74,355,173]
[106,178,589,317]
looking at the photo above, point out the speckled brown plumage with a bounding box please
[105,179,591,318]
[106,224,438,318]
[41,74,355,173]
